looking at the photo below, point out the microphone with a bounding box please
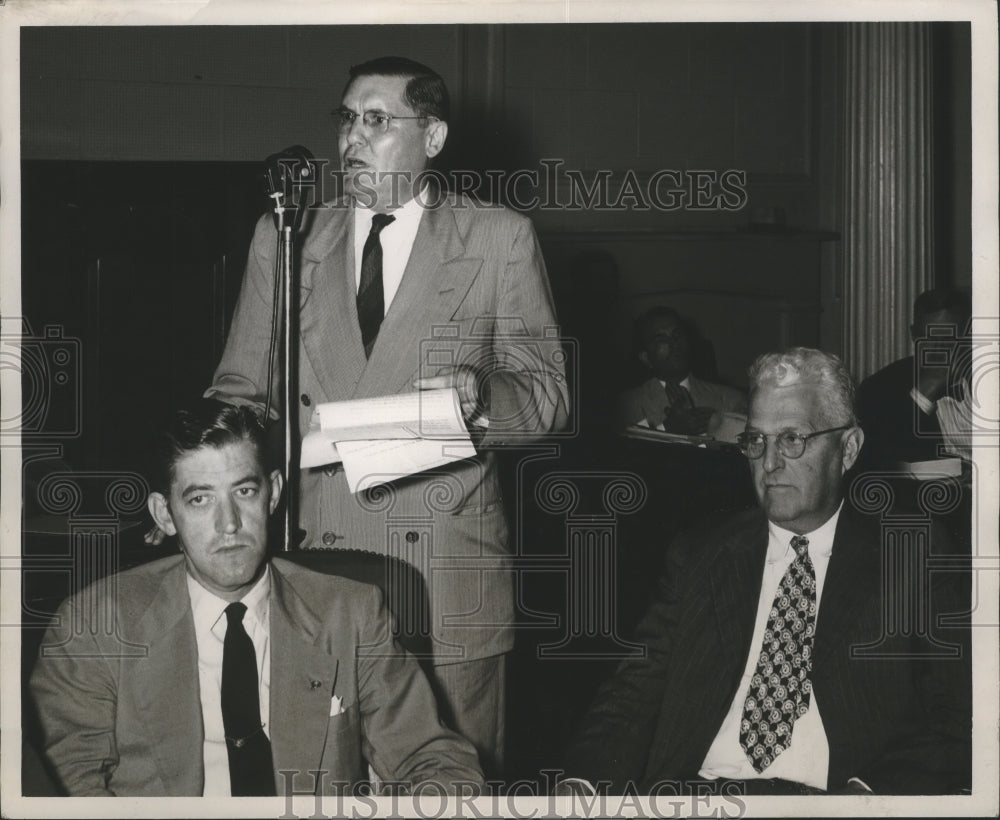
[262,145,316,233]
[262,145,316,198]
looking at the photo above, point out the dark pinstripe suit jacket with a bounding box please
[564,505,971,794]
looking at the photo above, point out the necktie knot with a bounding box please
[225,601,248,627]
[791,535,810,559]
[370,212,395,235]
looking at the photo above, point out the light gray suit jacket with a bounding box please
[207,196,569,664]
[29,556,484,796]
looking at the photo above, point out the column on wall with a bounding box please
[841,22,934,381]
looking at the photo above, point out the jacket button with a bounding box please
[322,531,340,546]
[405,531,419,543]
[301,393,311,406]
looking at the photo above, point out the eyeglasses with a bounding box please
[736,426,850,460]
[333,108,438,135]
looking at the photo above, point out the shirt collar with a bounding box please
[658,375,692,391]
[186,563,271,636]
[354,183,428,225]
[766,501,843,563]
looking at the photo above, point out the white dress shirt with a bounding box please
[635,377,692,429]
[910,384,973,461]
[186,568,271,797]
[353,191,426,315]
[699,505,842,790]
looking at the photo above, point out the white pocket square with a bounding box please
[329,695,345,716]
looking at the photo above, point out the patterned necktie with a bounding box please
[739,534,817,773]
[221,602,275,796]
[356,213,396,358]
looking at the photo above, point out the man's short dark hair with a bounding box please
[151,400,269,494]
[347,55,450,121]
[913,287,972,325]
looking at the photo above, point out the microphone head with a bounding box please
[262,145,316,198]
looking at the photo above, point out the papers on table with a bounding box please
[623,410,747,451]
[300,388,477,493]
[623,424,741,450]
[707,411,747,444]
[895,457,964,480]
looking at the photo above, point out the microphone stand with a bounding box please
[263,148,312,552]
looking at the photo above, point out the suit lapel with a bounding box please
[299,205,367,401]
[268,563,341,788]
[355,198,484,398]
[709,515,769,676]
[688,376,711,408]
[130,560,204,795]
[813,506,877,667]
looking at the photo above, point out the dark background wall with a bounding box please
[18,21,972,463]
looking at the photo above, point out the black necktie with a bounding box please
[357,213,396,358]
[221,602,275,796]
[739,535,817,773]
[676,384,694,408]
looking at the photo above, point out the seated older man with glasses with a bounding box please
[559,347,971,797]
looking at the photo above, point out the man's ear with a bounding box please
[268,470,284,515]
[638,350,651,371]
[148,492,177,536]
[841,426,865,472]
[424,119,448,159]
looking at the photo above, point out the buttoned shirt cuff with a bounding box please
[910,387,937,415]
[847,776,874,793]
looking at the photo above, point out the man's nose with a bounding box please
[344,116,367,146]
[761,437,784,472]
[217,499,241,535]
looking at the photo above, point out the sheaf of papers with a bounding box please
[300,388,477,493]
[895,457,963,480]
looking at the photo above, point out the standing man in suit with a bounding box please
[619,306,746,435]
[204,56,569,776]
[563,348,970,795]
[855,287,972,470]
[30,400,484,797]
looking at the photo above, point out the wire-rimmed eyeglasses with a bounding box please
[332,107,438,135]
[736,426,851,460]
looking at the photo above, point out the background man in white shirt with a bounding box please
[619,305,746,435]
[30,400,484,796]
[562,348,970,796]
[855,287,972,470]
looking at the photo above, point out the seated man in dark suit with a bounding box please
[855,287,972,470]
[619,306,746,436]
[563,348,970,795]
[30,400,483,797]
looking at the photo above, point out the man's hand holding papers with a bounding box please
[300,388,478,493]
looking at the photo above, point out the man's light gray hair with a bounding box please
[748,347,857,427]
